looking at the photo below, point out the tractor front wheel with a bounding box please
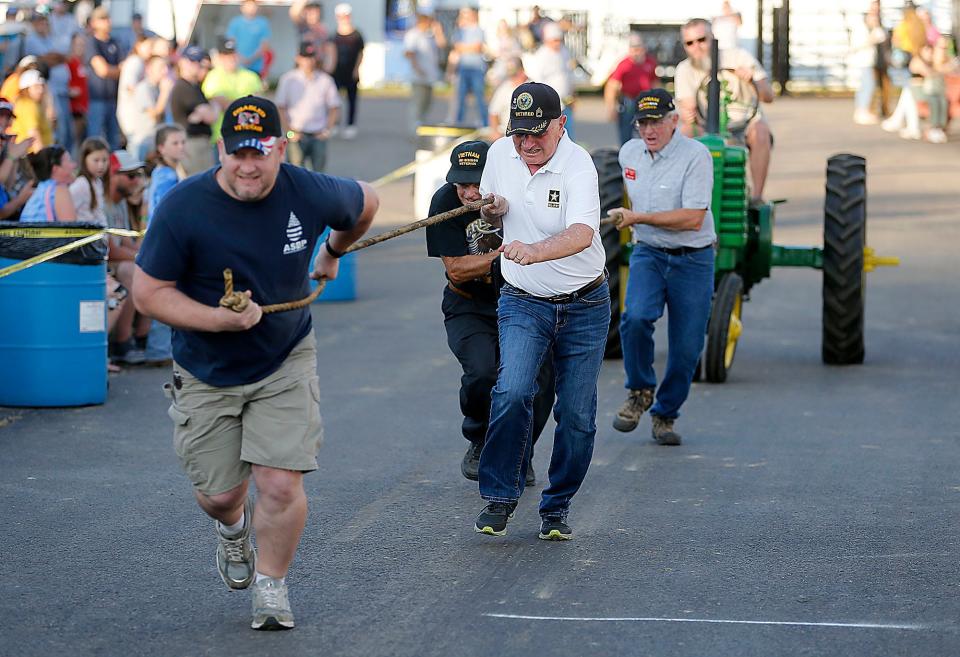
[822,154,867,365]
[705,272,744,383]
[592,147,625,359]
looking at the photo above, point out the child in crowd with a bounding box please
[19,145,78,222]
[69,138,111,225]
[146,123,186,224]
[67,33,90,147]
[11,69,52,154]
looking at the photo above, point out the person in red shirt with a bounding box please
[604,33,660,145]
[67,32,90,146]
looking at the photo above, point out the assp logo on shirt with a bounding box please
[283,212,307,255]
[547,189,560,208]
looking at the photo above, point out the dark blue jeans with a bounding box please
[87,99,121,150]
[456,66,488,126]
[620,244,715,420]
[478,281,609,519]
[286,133,328,172]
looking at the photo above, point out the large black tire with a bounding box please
[705,273,744,383]
[592,148,625,359]
[822,154,866,365]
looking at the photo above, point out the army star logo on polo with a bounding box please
[547,189,560,208]
[516,92,534,111]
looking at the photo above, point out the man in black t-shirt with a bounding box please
[85,7,123,149]
[169,46,216,175]
[332,3,364,138]
[133,96,378,631]
[426,140,554,485]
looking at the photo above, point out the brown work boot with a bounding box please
[651,415,682,446]
[612,388,654,432]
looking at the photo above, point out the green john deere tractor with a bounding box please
[594,40,897,381]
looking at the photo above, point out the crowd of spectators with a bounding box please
[0,0,363,369]
[850,1,959,144]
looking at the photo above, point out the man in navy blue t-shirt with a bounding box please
[133,95,378,631]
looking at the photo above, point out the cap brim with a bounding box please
[505,118,552,137]
[446,170,482,184]
[224,135,277,156]
[634,111,668,121]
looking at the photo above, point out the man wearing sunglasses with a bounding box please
[608,89,715,447]
[674,17,774,201]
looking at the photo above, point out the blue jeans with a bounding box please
[87,98,121,150]
[478,281,610,519]
[144,320,172,362]
[562,105,576,141]
[854,66,876,112]
[287,133,328,172]
[620,244,714,420]
[617,99,637,145]
[456,66,488,126]
[54,93,74,153]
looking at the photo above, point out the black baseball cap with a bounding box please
[218,37,237,54]
[446,140,488,184]
[505,82,562,136]
[221,96,283,155]
[298,41,317,58]
[634,88,675,121]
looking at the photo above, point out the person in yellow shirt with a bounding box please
[893,2,926,57]
[200,38,263,146]
[11,69,52,153]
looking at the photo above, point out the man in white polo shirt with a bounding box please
[474,81,609,541]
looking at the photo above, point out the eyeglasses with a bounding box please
[684,36,708,46]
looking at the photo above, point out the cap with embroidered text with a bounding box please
[446,140,488,184]
[505,82,562,136]
[221,95,283,155]
[634,88,675,121]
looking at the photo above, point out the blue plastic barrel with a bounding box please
[309,229,356,302]
[0,258,107,407]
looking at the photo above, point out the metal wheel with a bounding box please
[822,154,866,365]
[705,272,744,383]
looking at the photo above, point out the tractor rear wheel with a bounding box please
[822,154,866,365]
[592,148,625,359]
[705,273,744,383]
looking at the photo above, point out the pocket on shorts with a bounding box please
[168,403,197,477]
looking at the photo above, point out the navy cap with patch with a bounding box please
[634,88,675,121]
[222,95,283,155]
[506,82,562,136]
[446,140,488,184]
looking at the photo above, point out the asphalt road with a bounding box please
[1,95,959,657]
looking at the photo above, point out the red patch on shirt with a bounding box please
[624,168,636,180]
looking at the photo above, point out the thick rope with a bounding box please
[219,197,494,314]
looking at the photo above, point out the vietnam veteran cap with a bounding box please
[221,95,283,155]
[634,88,675,121]
[446,140,489,184]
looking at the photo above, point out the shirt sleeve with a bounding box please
[306,173,363,232]
[609,58,629,82]
[259,18,272,42]
[673,60,699,101]
[225,18,239,40]
[325,76,341,108]
[274,74,289,108]
[561,166,600,231]
[681,144,714,210]
[136,204,188,282]
[68,177,94,222]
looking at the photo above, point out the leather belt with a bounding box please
[645,243,713,256]
[531,270,608,304]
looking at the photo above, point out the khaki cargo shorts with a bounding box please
[166,332,323,496]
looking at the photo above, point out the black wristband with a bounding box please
[324,239,345,259]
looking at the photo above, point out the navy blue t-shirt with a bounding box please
[136,163,363,386]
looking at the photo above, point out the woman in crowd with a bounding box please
[19,144,77,222]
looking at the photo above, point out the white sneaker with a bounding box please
[926,128,947,144]
[853,109,879,125]
[881,117,901,133]
[899,127,922,140]
[343,125,357,140]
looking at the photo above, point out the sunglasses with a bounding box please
[122,170,145,179]
[684,36,708,46]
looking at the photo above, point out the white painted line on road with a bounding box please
[484,613,926,630]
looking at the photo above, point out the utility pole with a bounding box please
[756,0,764,67]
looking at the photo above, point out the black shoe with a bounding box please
[524,461,536,487]
[474,501,517,536]
[538,517,573,541]
[461,441,483,481]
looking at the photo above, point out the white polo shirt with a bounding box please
[480,132,605,297]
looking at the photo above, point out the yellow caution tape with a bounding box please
[370,129,481,189]
[0,227,144,279]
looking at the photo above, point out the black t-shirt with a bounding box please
[169,79,213,138]
[85,36,122,101]
[333,30,364,81]
[136,164,364,386]
[425,182,501,303]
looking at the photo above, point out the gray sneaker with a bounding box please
[612,388,655,432]
[651,415,682,446]
[251,577,295,630]
[216,497,256,590]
